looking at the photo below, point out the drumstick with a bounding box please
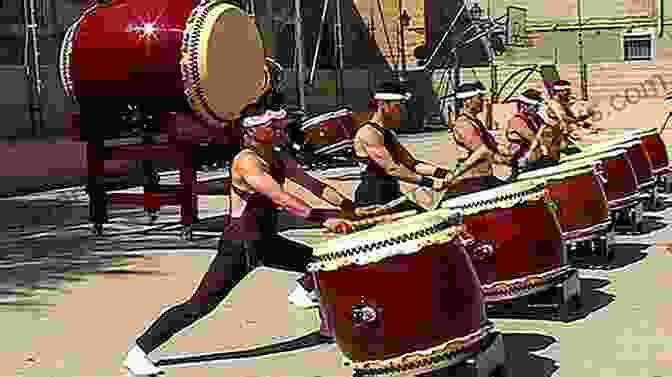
[322,210,418,235]
[660,112,672,133]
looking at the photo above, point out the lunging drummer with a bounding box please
[506,88,562,173]
[545,79,598,154]
[447,81,514,197]
[352,81,455,207]
[123,95,373,376]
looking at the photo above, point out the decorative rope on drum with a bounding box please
[439,179,549,215]
[344,323,496,376]
[308,211,464,272]
[58,4,97,102]
[181,1,266,126]
[482,265,575,303]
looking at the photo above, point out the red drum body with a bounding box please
[301,109,354,155]
[519,163,611,243]
[636,129,671,177]
[59,0,267,126]
[310,212,494,375]
[440,180,572,303]
[562,149,640,211]
[621,140,655,191]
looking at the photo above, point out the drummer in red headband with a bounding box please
[506,88,562,173]
[352,81,454,207]
[123,96,365,375]
[448,81,514,195]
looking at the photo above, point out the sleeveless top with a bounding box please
[353,121,404,178]
[453,113,499,177]
[506,111,544,161]
[222,149,287,241]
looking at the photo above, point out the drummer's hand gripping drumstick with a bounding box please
[321,210,418,235]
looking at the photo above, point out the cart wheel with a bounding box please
[147,209,159,223]
[92,223,103,236]
[593,235,611,259]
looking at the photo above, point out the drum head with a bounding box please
[183,2,266,124]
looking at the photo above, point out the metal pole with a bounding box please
[577,0,587,100]
[334,0,345,105]
[308,0,330,85]
[25,0,44,136]
[293,0,306,112]
[398,0,407,82]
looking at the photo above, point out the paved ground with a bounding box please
[2,127,672,377]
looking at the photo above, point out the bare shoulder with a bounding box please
[452,116,472,136]
[232,149,266,175]
[355,123,384,144]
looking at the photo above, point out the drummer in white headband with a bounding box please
[545,79,598,154]
[506,88,562,173]
[448,81,514,196]
[124,92,374,375]
[352,81,455,207]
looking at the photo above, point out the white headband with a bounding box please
[512,96,543,106]
[374,92,412,101]
[242,109,287,128]
[455,89,485,99]
[553,85,571,91]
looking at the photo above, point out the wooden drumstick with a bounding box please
[322,210,418,235]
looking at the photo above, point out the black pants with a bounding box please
[354,175,402,207]
[135,235,313,354]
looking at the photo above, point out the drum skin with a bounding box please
[462,199,564,288]
[316,242,484,363]
[62,0,267,123]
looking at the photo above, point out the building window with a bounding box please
[623,32,655,62]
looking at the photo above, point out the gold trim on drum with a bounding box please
[308,211,464,272]
[439,179,548,215]
[344,323,496,376]
[482,265,576,303]
[58,4,97,102]
[181,2,266,126]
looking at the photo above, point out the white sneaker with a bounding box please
[124,346,162,376]
[288,284,319,309]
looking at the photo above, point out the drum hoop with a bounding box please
[518,163,594,181]
[301,108,353,128]
[560,148,627,163]
[439,180,547,215]
[58,4,97,102]
[345,323,496,373]
[181,2,265,126]
[308,211,464,272]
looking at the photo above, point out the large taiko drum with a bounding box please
[439,180,573,303]
[561,148,641,212]
[59,0,267,126]
[301,109,354,156]
[612,128,671,179]
[309,210,495,376]
[579,136,655,193]
[518,161,611,245]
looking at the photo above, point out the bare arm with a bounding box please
[282,154,353,210]
[392,143,451,177]
[454,119,511,169]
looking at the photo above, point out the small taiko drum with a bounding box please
[301,109,354,156]
[561,148,641,212]
[439,179,574,303]
[518,161,611,245]
[309,210,496,376]
[635,128,671,177]
[59,0,267,126]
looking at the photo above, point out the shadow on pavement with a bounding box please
[501,333,558,377]
[156,330,333,367]
[487,277,614,322]
[570,242,650,270]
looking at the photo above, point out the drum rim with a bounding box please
[58,4,97,102]
[181,1,266,125]
[518,161,595,180]
[301,108,353,127]
[308,210,464,271]
[560,147,627,163]
[439,178,547,212]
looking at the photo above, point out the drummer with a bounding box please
[506,88,562,173]
[123,97,365,376]
[352,81,454,207]
[448,81,513,196]
[546,79,598,154]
